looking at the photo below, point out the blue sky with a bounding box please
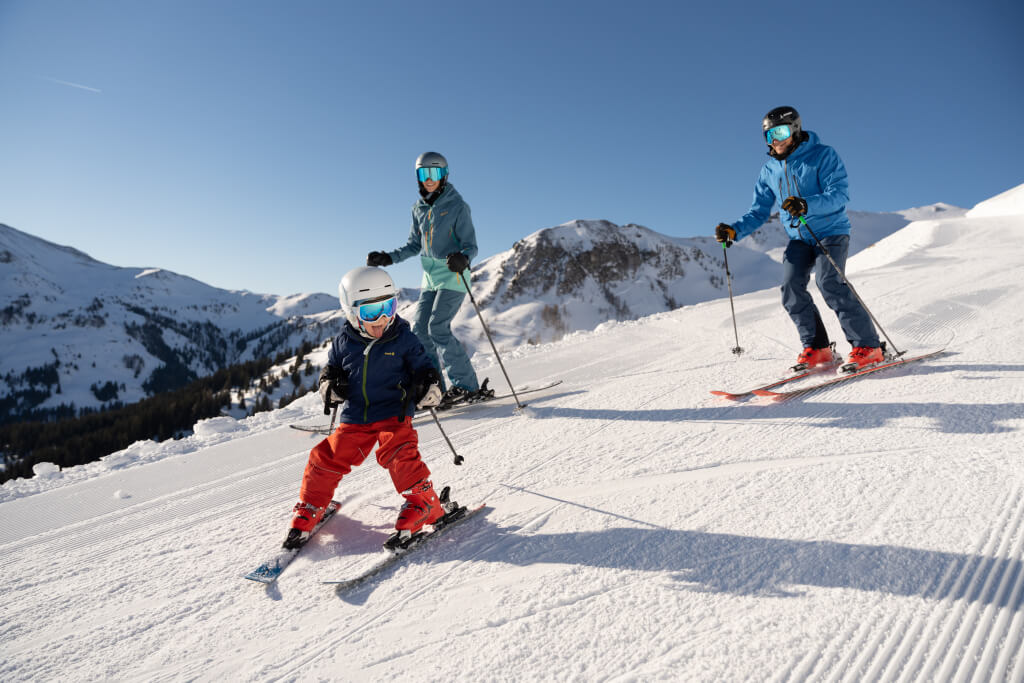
[1,0,1021,296]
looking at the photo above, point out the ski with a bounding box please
[243,500,342,584]
[290,380,564,434]
[710,369,817,401]
[422,379,562,416]
[322,503,487,591]
[710,364,838,401]
[751,348,946,401]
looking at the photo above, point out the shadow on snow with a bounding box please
[333,506,1024,611]
[529,400,1023,434]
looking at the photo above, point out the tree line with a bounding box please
[0,342,320,485]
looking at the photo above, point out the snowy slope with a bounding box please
[2,184,1023,681]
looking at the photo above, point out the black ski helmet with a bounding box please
[762,106,802,141]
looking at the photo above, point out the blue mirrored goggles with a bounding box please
[765,124,793,143]
[417,166,448,183]
[356,296,397,323]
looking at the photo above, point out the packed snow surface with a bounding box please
[2,185,1024,681]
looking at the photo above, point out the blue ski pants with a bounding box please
[781,235,880,349]
[412,288,480,392]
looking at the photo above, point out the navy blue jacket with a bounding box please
[326,316,434,424]
[731,130,852,245]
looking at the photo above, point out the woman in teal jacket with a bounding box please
[367,152,489,404]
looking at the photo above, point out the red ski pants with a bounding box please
[298,417,430,509]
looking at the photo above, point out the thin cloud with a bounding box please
[44,77,102,93]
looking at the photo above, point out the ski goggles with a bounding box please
[416,166,448,183]
[765,124,793,143]
[356,296,397,323]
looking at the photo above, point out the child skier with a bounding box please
[283,266,451,551]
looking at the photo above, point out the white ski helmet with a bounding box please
[338,266,398,331]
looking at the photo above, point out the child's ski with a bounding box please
[243,501,341,584]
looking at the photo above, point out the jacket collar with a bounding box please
[343,316,407,344]
[416,182,459,209]
[768,130,815,161]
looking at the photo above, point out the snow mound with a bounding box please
[31,462,61,479]
[966,183,1024,218]
[193,416,246,437]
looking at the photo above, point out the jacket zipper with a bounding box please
[361,337,378,422]
[779,160,806,239]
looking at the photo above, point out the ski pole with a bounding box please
[721,242,744,355]
[795,215,903,357]
[458,272,524,410]
[429,407,464,465]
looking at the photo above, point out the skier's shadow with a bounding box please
[329,501,1024,610]
[331,508,491,606]
[527,399,1024,435]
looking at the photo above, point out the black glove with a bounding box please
[446,252,470,273]
[782,196,808,217]
[318,365,348,408]
[366,251,393,267]
[715,223,737,245]
[410,366,442,407]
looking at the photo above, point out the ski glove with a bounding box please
[781,196,808,217]
[416,384,442,410]
[318,365,348,407]
[446,252,470,273]
[366,251,393,267]
[715,223,737,245]
[411,366,443,409]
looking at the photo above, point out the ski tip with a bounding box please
[751,389,786,400]
[243,568,280,584]
[709,390,746,400]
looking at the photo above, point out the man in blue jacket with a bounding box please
[715,106,883,372]
[367,152,491,405]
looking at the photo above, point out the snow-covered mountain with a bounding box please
[1,183,1022,681]
[450,204,962,350]
[0,223,345,422]
[2,202,956,423]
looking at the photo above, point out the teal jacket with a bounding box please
[388,184,478,292]
[731,130,852,245]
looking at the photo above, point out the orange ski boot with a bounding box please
[840,346,885,373]
[793,344,837,372]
